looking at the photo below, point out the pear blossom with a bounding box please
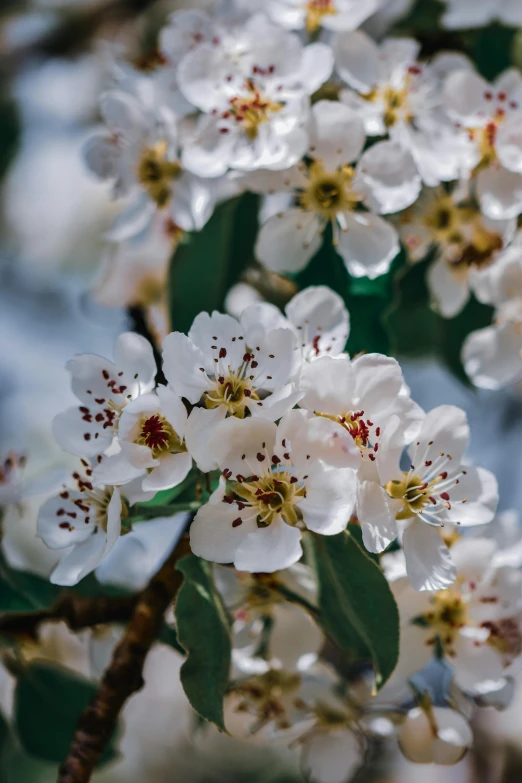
[441,0,522,29]
[334,33,471,186]
[92,387,192,493]
[162,308,303,472]
[253,100,420,279]
[214,564,322,671]
[398,703,473,765]
[266,0,382,34]
[37,463,153,586]
[178,15,333,176]
[462,233,522,388]
[357,405,498,591]
[189,411,359,573]
[297,353,424,476]
[285,286,350,362]
[0,453,27,508]
[397,185,516,317]
[83,88,226,241]
[393,537,522,694]
[52,332,157,458]
[443,66,522,219]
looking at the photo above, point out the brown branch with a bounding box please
[0,593,138,641]
[57,536,190,783]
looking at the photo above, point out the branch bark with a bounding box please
[57,537,190,783]
[0,593,137,641]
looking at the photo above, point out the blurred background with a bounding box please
[1,1,522,781]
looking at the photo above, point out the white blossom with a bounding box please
[253,100,419,279]
[266,0,382,34]
[357,405,498,591]
[52,333,157,458]
[189,411,359,572]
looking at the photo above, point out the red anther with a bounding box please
[219,347,227,359]
[232,518,243,527]
[440,492,450,501]
[257,453,265,462]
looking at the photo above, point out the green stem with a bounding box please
[273,583,319,620]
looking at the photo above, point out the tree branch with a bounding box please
[57,536,191,783]
[0,593,137,641]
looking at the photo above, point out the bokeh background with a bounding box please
[1,1,522,781]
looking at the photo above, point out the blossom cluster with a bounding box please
[5,1,522,780]
[83,2,522,390]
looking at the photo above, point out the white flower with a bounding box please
[398,703,472,765]
[443,67,522,219]
[266,0,382,34]
[462,233,522,389]
[52,333,157,458]
[214,564,322,671]
[92,387,192,493]
[253,101,419,279]
[37,464,152,586]
[393,537,522,695]
[397,185,516,318]
[297,353,424,474]
[189,411,358,573]
[441,0,522,29]
[178,15,333,176]
[162,308,302,472]
[83,88,224,241]
[357,405,498,591]
[0,453,28,508]
[334,33,469,186]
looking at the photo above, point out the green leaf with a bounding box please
[175,555,231,731]
[13,661,118,765]
[169,193,260,334]
[309,530,400,689]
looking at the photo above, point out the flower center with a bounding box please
[205,374,258,417]
[225,80,283,140]
[305,0,337,33]
[300,163,359,220]
[419,590,468,655]
[135,414,185,458]
[232,670,302,731]
[482,618,522,660]
[227,469,306,528]
[316,410,380,459]
[137,141,182,208]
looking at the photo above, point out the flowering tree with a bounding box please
[2,1,522,782]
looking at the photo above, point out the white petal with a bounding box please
[52,406,112,457]
[301,465,357,535]
[105,194,156,243]
[403,520,457,591]
[302,728,363,783]
[92,450,146,486]
[300,42,334,95]
[38,494,95,549]
[477,166,522,220]
[333,30,380,93]
[270,603,323,668]
[337,212,399,279]
[188,310,245,371]
[494,114,522,174]
[445,466,498,526]
[352,353,405,415]
[114,331,157,390]
[142,451,192,492]
[212,416,278,479]
[443,69,490,123]
[452,634,505,694]
[251,383,304,421]
[189,502,258,564]
[299,355,355,414]
[234,518,303,573]
[184,405,227,472]
[309,100,365,169]
[255,209,323,274]
[82,135,119,181]
[50,534,107,587]
[285,285,349,358]
[355,141,421,215]
[409,404,469,467]
[462,323,522,389]
[99,89,145,134]
[357,481,398,553]
[428,256,470,318]
[294,415,361,470]
[161,331,211,403]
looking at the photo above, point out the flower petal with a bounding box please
[234,518,303,573]
[189,502,259,564]
[255,208,323,274]
[403,520,457,591]
[357,480,398,553]
[309,100,365,170]
[354,140,421,215]
[337,212,399,279]
[142,451,192,492]
[301,465,357,535]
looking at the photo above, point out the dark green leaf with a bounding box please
[14,661,118,765]
[169,193,260,334]
[310,530,399,689]
[157,623,184,654]
[175,555,231,731]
